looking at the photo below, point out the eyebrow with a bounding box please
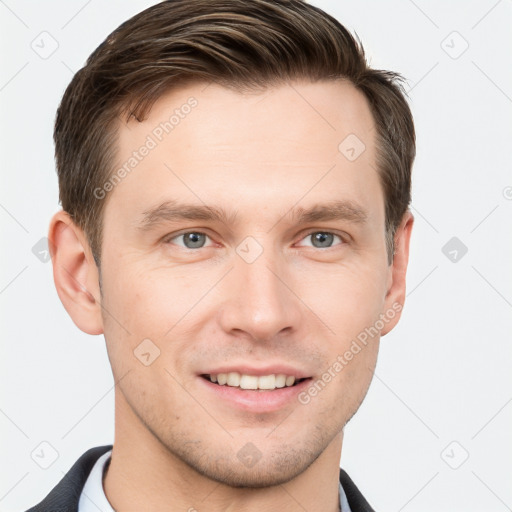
[136,198,368,232]
[290,200,368,225]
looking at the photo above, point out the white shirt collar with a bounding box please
[78,450,114,512]
[78,450,351,512]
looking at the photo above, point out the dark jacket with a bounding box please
[25,445,375,512]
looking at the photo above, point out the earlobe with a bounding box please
[48,210,104,335]
[381,210,414,336]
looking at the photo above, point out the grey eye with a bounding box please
[310,232,336,248]
[180,232,208,249]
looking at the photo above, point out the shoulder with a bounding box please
[339,467,376,512]
[24,445,113,512]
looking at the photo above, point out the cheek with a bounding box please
[304,336,379,424]
[99,261,210,379]
[101,260,202,336]
[297,258,388,339]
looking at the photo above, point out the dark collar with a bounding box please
[25,445,375,512]
[25,445,113,512]
[339,467,376,512]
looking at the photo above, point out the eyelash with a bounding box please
[163,230,347,250]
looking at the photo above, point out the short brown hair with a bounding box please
[55,0,415,267]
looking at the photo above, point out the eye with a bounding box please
[296,231,345,249]
[165,231,214,249]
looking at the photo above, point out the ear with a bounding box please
[48,210,104,335]
[380,210,414,336]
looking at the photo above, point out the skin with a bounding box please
[49,80,413,512]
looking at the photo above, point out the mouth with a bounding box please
[197,370,313,412]
[200,372,311,391]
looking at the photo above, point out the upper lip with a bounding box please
[200,365,311,379]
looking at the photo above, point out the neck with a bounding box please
[103,393,344,512]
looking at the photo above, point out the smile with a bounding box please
[201,372,308,390]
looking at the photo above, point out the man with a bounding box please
[27,0,415,510]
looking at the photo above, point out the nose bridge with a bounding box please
[241,245,283,303]
[218,236,300,340]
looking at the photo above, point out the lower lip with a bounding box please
[197,376,312,413]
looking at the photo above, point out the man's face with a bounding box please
[98,80,400,486]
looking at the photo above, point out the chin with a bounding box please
[180,441,324,489]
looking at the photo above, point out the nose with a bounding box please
[217,244,302,343]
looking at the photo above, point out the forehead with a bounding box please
[105,80,382,229]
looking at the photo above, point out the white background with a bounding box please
[1,1,511,511]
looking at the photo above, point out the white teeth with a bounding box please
[240,375,258,390]
[258,374,275,390]
[227,372,240,387]
[208,372,301,390]
[275,374,286,388]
